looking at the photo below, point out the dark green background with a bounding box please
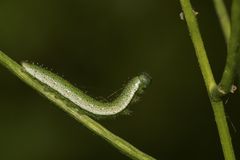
[0,0,239,159]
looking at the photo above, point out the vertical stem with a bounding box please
[212,0,231,43]
[211,101,236,160]
[180,0,216,93]
[180,0,236,159]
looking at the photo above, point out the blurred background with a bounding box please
[0,0,239,159]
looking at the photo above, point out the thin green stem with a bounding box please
[180,0,216,93]
[212,0,231,43]
[180,0,236,160]
[211,101,236,160]
[218,0,240,96]
[0,51,156,160]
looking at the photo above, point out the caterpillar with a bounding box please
[22,62,151,116]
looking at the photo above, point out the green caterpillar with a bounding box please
[22,62,151,116]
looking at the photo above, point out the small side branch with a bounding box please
[214,0,240,98]
[213,0,231,43]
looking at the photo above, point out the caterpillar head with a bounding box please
[129,72,151,105]
[137,72,152,94]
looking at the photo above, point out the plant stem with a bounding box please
[0,51,156,160]
[180,0,236,159]
[218,0,240,96]
[180,0,216,93]
[212,0,231,43]
[211,101,236,160]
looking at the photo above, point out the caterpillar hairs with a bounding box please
[22,62,151,116]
